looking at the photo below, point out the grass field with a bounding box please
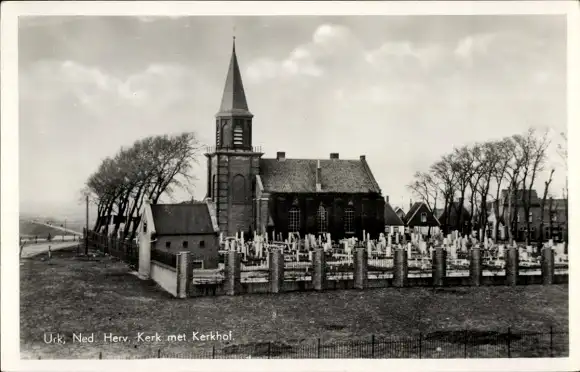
[20,247,568,359]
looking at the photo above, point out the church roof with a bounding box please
[259,158,382,194]
[218,39,251,117]
[150,203,215,235]
[384,203,405,226]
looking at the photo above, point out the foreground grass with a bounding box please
[20,248,568,359]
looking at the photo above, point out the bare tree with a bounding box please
[513,129,550,244]
[83,132,203,241]
[539,169,555,243]
[450,146,479,235]
[430,155,458,234]
[557,132,568,245]
[407,171,439,236]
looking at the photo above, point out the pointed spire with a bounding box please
[218,37,251,116]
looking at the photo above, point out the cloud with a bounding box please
[20,60,205,114]
[453,33,497,65]
[245,23,362,84]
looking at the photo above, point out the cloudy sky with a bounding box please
[18,15,567,218]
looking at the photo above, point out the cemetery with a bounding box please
[135,228,568,298]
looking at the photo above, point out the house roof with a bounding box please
[150,203,215,235]
[259,158,382,194]
[217,39,251,117]
[500,189,540,204]
[436,202,470,220]
[404,202,440,227]
[384,203,405,226]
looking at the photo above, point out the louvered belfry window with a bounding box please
[216,120,221,147]
[233,123,243,146]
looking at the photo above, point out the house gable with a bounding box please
[404,202,440,227]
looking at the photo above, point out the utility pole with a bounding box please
[85,194,89,255]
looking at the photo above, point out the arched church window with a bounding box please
[232,174,245,203]
[233,124,243,147]
[344,207,355,234]
[317,204,328,234]
[288,207,300,233]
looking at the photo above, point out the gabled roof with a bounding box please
[150,203,215,235]
[259,158,382,194]
[404,202,440,227]
[384,203,405,226]
[436,202,470,222]
[218,39,251,117]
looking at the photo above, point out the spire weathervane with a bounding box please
[233,25,236,47]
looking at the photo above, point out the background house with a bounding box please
[404,202,440,236]
[394,207,406,221]
[544,198,568,242]
[487,189,568,243]
[384,197,405,235]
[434,202,471,236]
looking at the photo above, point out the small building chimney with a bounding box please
[276,151,286,161]
[330,153,339,159]
[360,155,366,161]
[316,160,322,192]
[386,195,390,203]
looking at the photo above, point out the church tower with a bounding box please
[205,39,263,236]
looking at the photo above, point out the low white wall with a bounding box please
[151,261,177,297]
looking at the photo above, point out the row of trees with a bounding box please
[407,128,566,244]
[81,132,203,241]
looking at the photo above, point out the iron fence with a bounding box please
[86,230,140,269]
[151,248,177,267]
[64,328,567,360]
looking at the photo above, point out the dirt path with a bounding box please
[20,241,80,259]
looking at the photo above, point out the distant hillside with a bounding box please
[19,221,77,238]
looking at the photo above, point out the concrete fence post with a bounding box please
[393,247,408,288]
[313,248,326,291]
[176,251,192,298]
[138,234,151,280]
[469,246,482,286]
[505,246,519,286]
[224,250,241,296]
[541,247,555,285]
[432,247,447,287]
[354,247,368,289]
[268,249,284,293]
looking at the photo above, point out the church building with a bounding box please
[205,40,385,239]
